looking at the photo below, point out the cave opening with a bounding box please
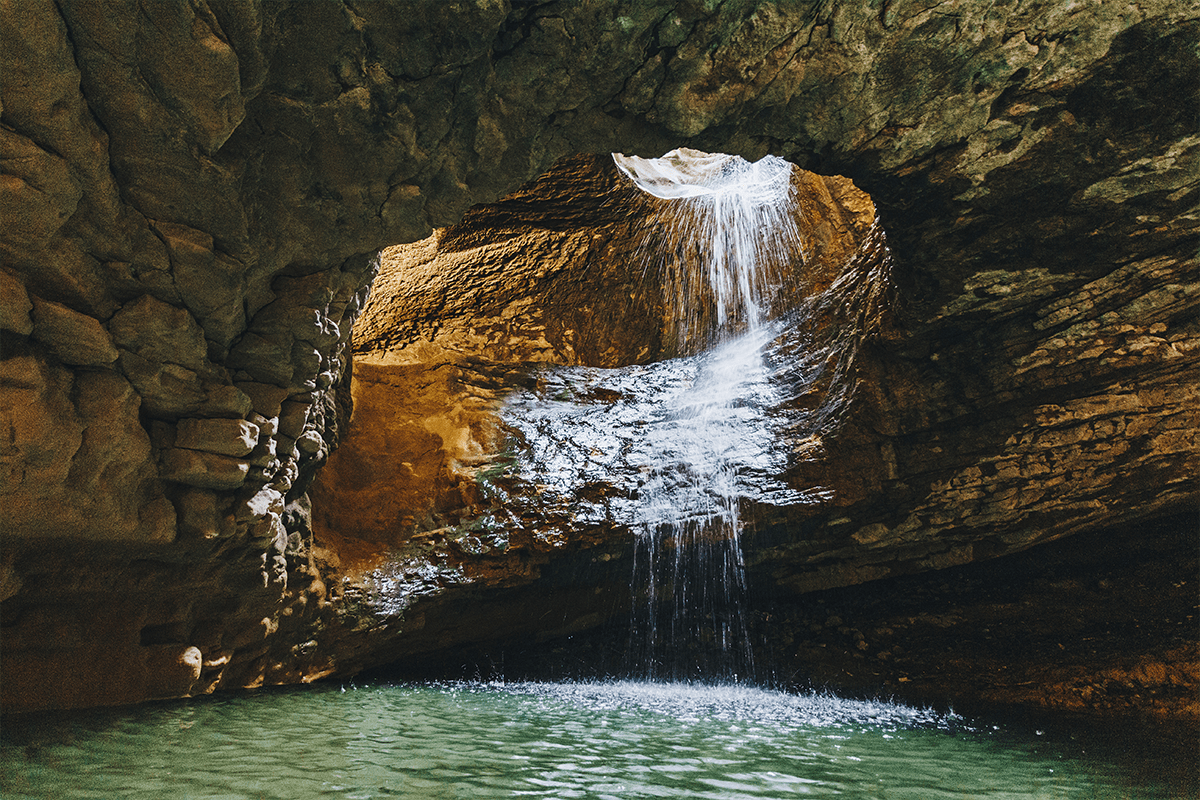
[2,3,1195,794]
[300,145,1197,775]
[310,148,895,686]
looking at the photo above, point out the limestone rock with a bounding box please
[30,297,118,366]
[109,294,210,374]
[161,448,250,490]
[69,370,174,543]
[227,332,293,386]
[0,352,83,534]
[0,269,34,335]
[0,351,171,542]
[248,413,278,438]
[294,430,324,456]
[109,294,253,419]
[237,381,290,418]
[115,349,208,418]
[277,400,311,440]
[175,418,260,458]
[236,486,285,524]
[174,487,226,540]
[0,0,120,317]
[201,384,254,419]
[143,645,203,699]
[152,220,246,350]
[0,0,1195,718]
[0,126,81,259]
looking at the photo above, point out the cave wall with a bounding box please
[1,0,1196,713]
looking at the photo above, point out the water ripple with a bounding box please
[3,681,1188,799]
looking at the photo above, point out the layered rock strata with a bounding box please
[316,152,1196,720]
[1,1,1196,713]
[309,153,879,634]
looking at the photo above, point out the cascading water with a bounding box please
[611,149,805,681]
[613,149,804,353]
[499,148,879,681]
[4,153,1182,799]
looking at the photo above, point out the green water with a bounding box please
[1,681,1192,799]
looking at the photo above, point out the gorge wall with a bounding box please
[1,0,1196,714]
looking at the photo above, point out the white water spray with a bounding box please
[498,149,880,680]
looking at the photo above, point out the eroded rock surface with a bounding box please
[1,1,1196,714]
[315,149,1196,718]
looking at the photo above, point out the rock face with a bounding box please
[1,1,1196,714]
[320,153,880,549]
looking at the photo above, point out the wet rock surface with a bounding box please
[314,150,1195,720]
[327,154,876,542]
[0,1,1196,714]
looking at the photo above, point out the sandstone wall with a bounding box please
[1,1,1196,712]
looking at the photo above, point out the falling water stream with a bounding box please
[505,149,815,680]
[613,149,801,682]
[2,152,1192,798]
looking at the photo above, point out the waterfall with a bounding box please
[612,149,805,682]
[498,148,877,682]
[613,149,804,353]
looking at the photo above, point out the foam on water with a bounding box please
[494,679,949,731]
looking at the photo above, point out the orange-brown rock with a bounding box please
[315,152,880,570]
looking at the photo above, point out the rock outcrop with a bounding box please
[1,1,1196,714]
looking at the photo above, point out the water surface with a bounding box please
[2,680,1190,799]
